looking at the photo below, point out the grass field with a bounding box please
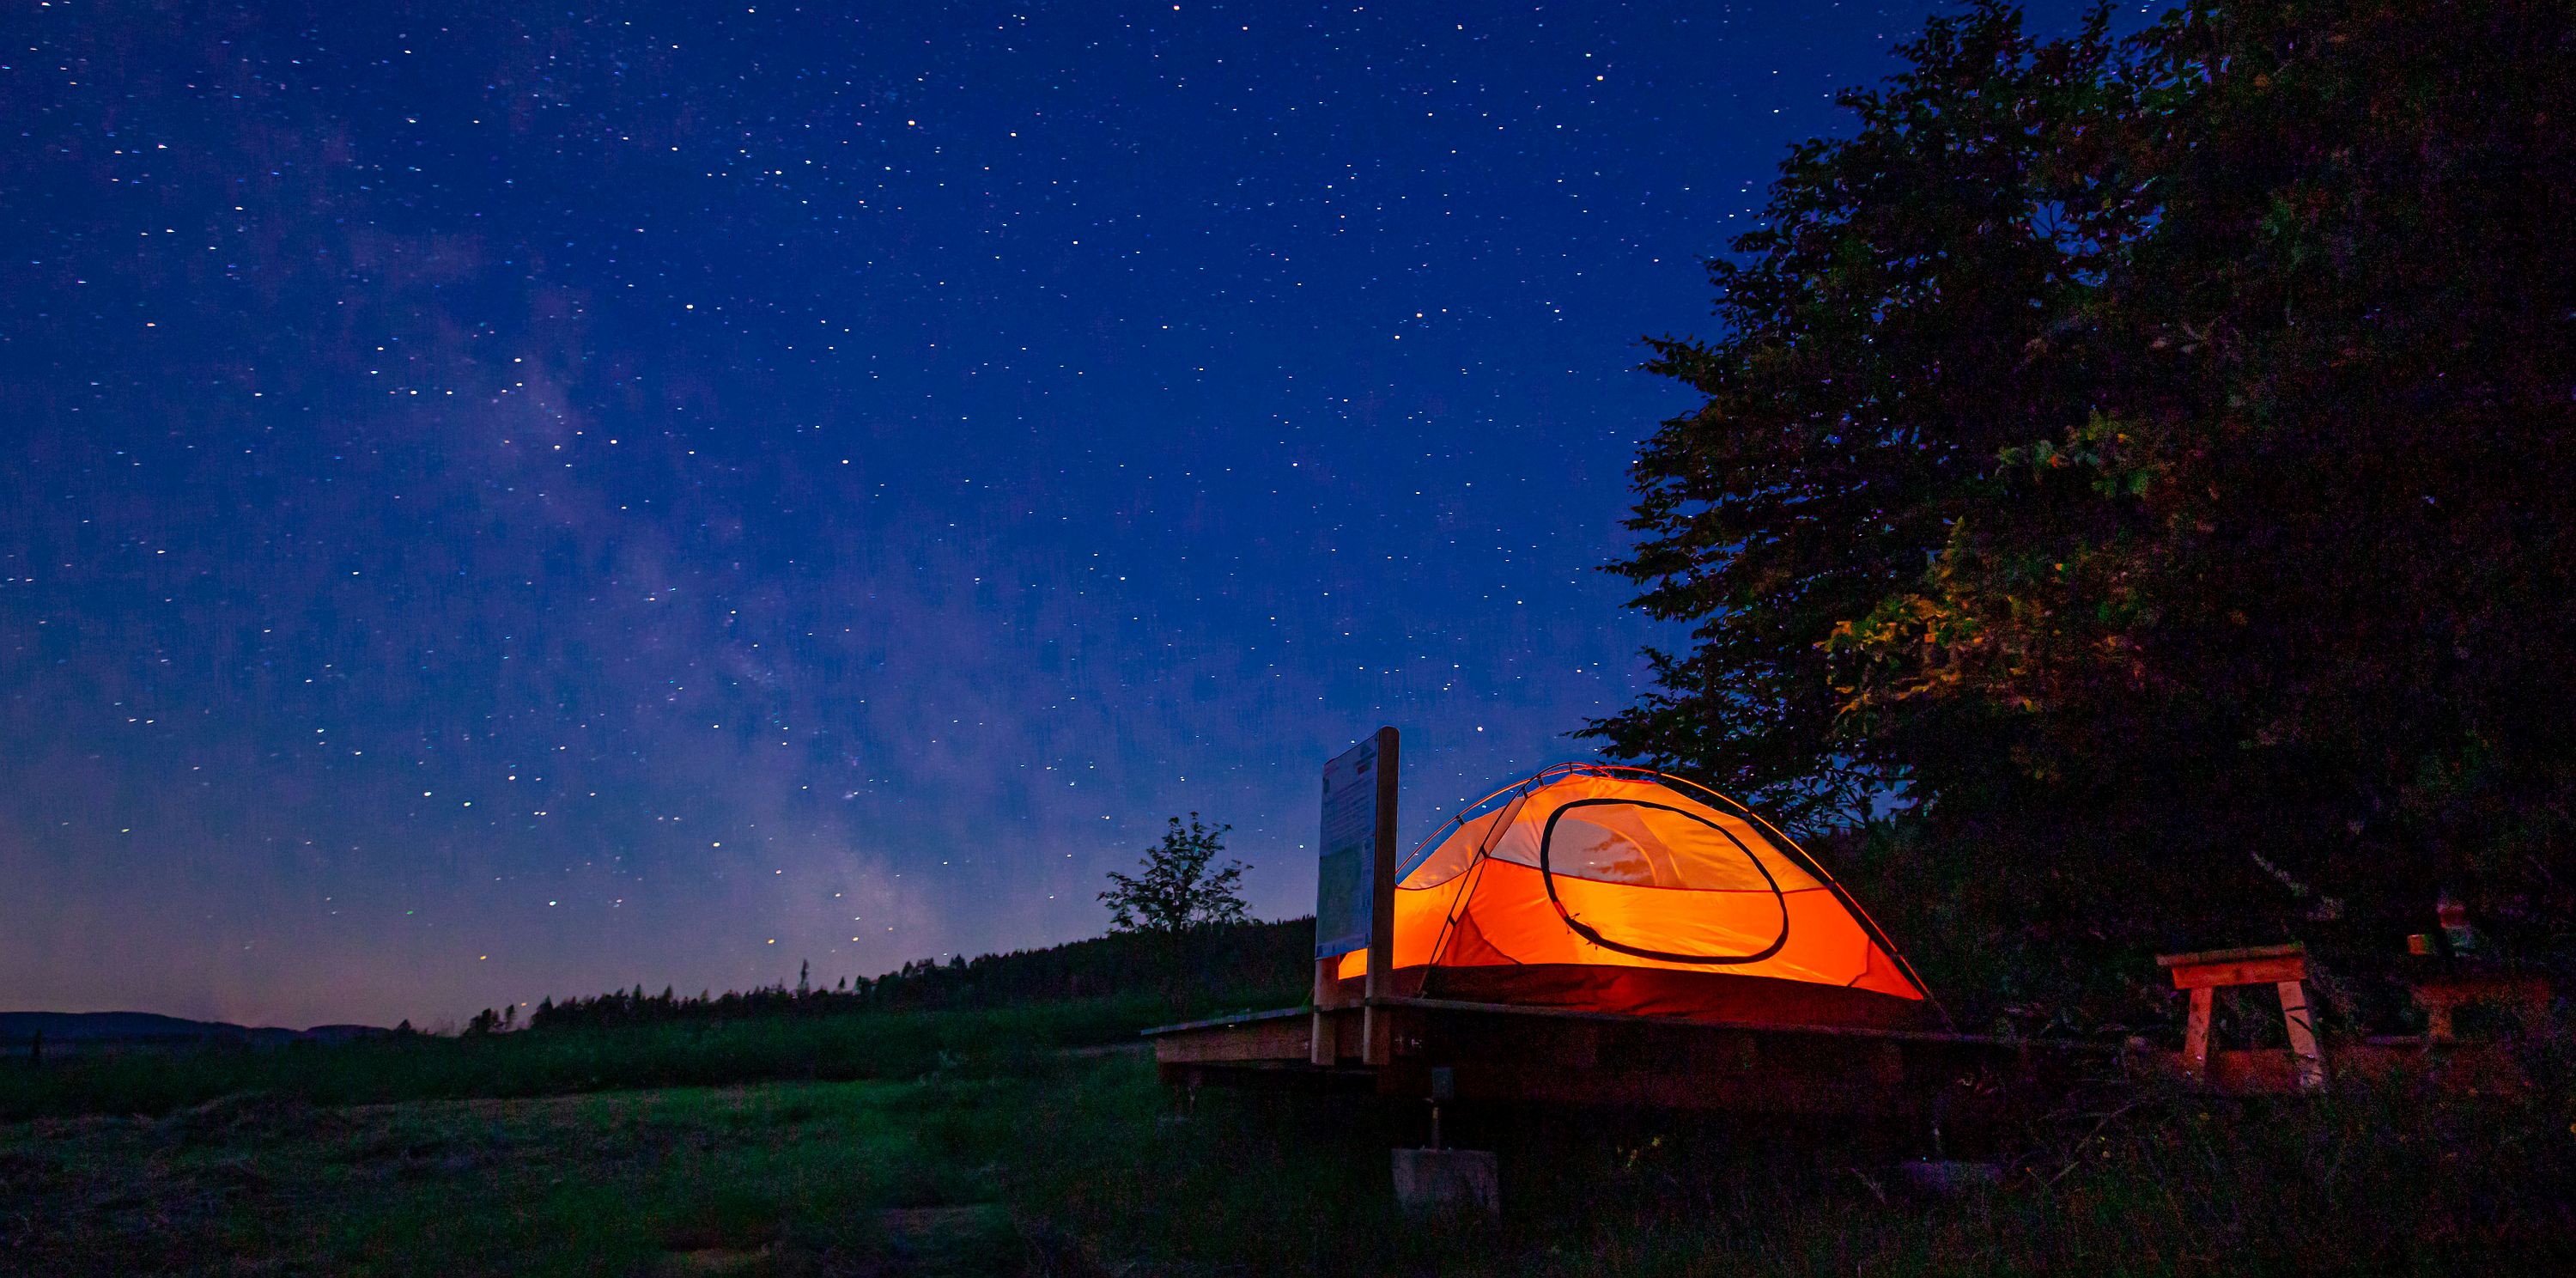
[0,996,1189,1124]
[8,1010,2576,1276]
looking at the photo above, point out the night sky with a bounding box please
[3,1,2107,1029]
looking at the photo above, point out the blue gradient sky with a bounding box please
[1,0,2108,1027]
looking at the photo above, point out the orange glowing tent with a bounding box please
[1334,764,1941,1030]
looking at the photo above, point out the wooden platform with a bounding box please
[1147,996,2107,1122]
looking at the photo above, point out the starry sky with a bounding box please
[2,1,2110,1029]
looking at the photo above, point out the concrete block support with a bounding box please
[1391,1147,1498,1217]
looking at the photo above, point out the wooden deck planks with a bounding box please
[1146,997,2087,1119]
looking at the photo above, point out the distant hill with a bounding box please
[0,1011,387,1054]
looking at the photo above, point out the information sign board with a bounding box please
[1315,734,1385,958]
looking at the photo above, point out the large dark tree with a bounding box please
[1595,0,2576,949]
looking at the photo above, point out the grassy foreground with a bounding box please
[7,1020,2576,1276]
[0,997,1183,1123]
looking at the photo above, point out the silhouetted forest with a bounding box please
[521,918,1310,1032]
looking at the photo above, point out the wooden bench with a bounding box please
[2156,944,2324,1092]
[2410,971,2551,1044]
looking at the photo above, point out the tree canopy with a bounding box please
[1592,0,2576,945]
[1101,813,1249,935]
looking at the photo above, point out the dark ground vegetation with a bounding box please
[7,1029,2574,1276]
[8,921,2576,1275]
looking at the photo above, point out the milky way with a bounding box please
[0,1,2108,1027]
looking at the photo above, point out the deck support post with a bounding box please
[1310,958,1337,1065]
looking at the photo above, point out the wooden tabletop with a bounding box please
[2155,942,2304,967]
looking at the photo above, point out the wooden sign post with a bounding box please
[1313,727,1399,1067]
[1363,727,1400,1067]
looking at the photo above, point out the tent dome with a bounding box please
[1334,764,1937,1029]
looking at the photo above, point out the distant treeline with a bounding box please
[520,917,1311,1033]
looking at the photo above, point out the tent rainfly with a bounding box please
[1333,764,1941,1030]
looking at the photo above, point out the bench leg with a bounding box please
[2184,986,2214,1078]
[2276,980,2326,1092]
